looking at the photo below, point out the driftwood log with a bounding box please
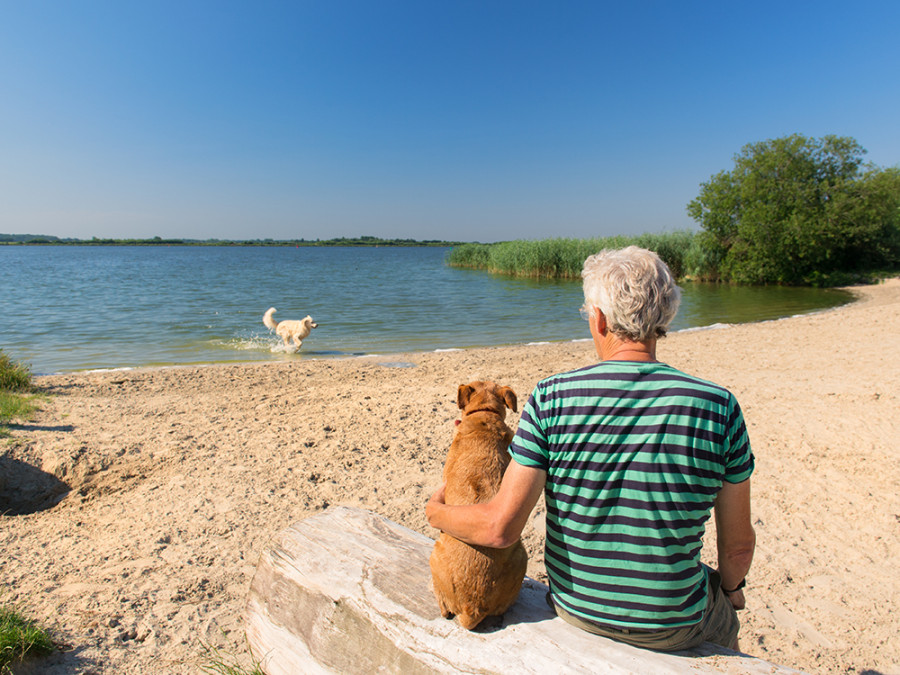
[246,506,800,674]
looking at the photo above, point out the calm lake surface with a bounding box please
[1,246,852,374]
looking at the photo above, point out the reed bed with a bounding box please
[447,231,698,279]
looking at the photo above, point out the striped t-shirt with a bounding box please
[509,360,754,630]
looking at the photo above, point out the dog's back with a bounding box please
[430,381,527,630]
[443,412,511,504]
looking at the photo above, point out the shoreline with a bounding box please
[1,278,898,674]
[37,290,857,378]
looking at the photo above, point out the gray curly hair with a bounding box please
[581,246,681,341]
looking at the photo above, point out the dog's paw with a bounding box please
[472,614,505,633]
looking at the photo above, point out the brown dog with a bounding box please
[429,380,527,630]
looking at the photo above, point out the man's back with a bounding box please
[510,361,754,630]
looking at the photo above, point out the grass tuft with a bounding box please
[0,351,32,392]
[0,605,54,672]
[0,351,38,432]
[199,640,265,675]
[0,392,40,428]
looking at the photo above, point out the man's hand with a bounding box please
[424,462,546,548]
[724,588,746,610]
[426,482,447,529]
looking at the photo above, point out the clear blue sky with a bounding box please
[2,1,898,243]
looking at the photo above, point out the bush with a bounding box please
[687,134,900,284]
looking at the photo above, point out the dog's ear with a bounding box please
[500,386,517,413]
[457,384,474,410]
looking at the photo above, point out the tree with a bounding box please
[686,134,900,284]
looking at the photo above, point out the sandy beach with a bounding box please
[2,278,899,674]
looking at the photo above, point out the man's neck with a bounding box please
[598,336,657,362]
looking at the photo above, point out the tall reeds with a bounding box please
[447,231,698,279]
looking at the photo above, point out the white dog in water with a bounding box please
[263,307,318,351]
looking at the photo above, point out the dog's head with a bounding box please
[303,316,318,329]
[457,381,517,417]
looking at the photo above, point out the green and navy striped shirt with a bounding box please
[509,360,754,630]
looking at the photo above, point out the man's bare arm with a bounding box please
[426,461,546,548]
[714,478,756,609]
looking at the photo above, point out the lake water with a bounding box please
[1,246,852,374]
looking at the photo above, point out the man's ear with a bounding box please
[592,307,608,336]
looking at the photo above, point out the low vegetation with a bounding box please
[447,231,698,280]
[199,640,265,675]
[688,134,900,284]
[0,605,54,672]
[0,392,39,430]
[0,351,31,392]
[450,135,900,286]
[1,357,53,672]
[0,350,38,433]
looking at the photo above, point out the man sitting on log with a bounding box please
[427,246,756,651]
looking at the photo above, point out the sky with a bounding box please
[1,1,898,243]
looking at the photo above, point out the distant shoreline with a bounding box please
[0,236,462,247]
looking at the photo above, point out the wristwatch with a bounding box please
[722,578,746,594]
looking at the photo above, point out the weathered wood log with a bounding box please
[246,506,800,674]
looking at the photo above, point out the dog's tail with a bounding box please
[263,307,278,331]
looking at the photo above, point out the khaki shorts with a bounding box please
[548,566,740,652]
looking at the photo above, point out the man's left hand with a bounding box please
[725,589,746,610]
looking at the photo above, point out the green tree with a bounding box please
[687,134,900,284]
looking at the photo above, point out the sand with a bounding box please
[2,279,899,675]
